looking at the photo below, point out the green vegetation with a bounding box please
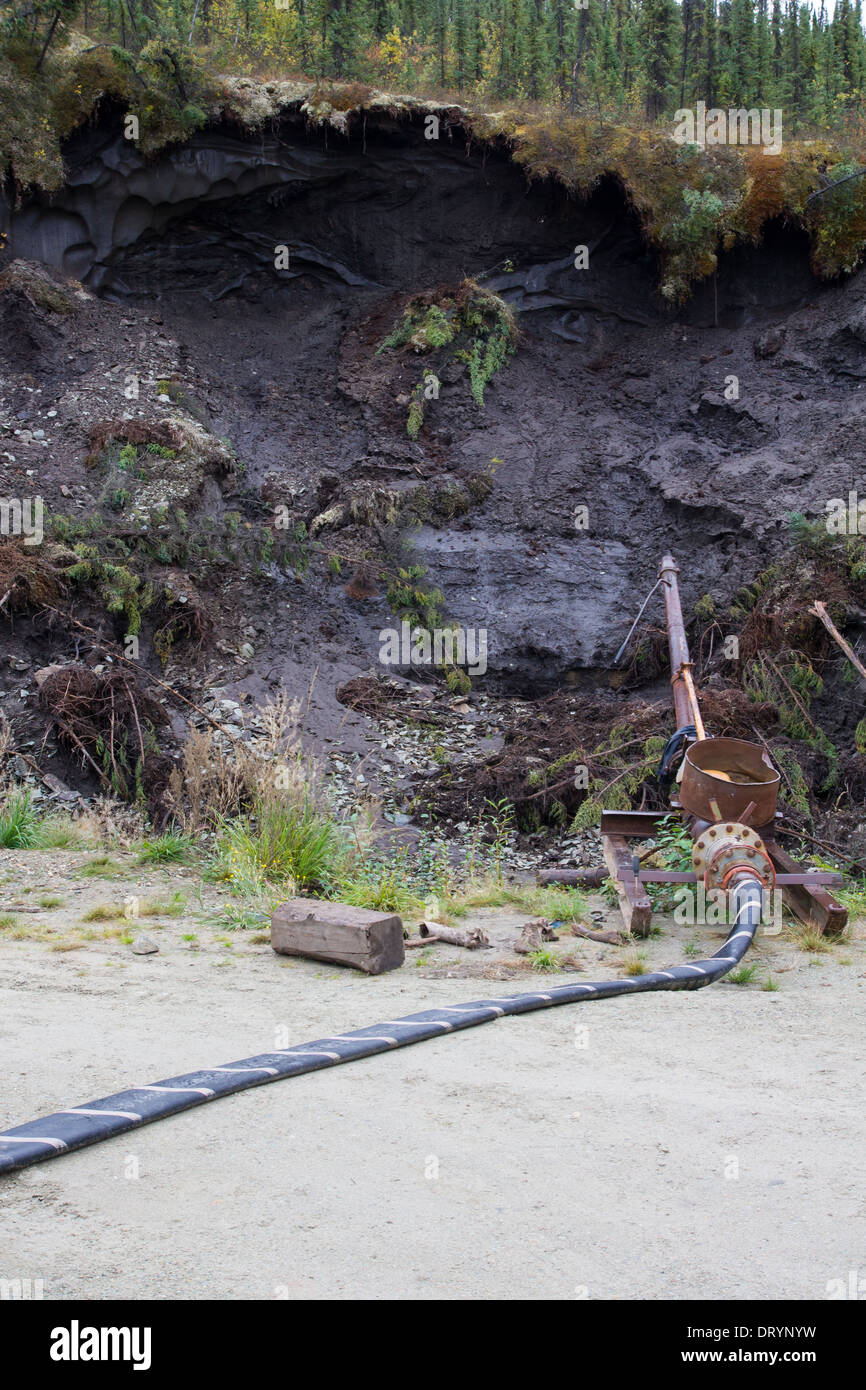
[621,947,649,976]
[32,815,95,850]
[81,902,123,923]
[212,795,344,894]
[76,855,128,878]
[66,543,152,635]
[137,829,193,864]
[653,814,694,872]
[726,963,761,985]
[529,947,561,973]
[339,859,427,915]
[565,728,668,834]
[82,891,185,922]
[140,891,186,917]
[701,523,866,815]
[381,562,475,693]
[0,789,39,848]
[835,875,866,920]
[795,929,831,954]
[379,281,518,436]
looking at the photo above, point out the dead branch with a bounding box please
[418,921,490,948]
[569,922,625,945]
[810,601,866,686]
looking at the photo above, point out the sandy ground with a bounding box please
[0,847,865,1301]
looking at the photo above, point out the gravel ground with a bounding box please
[0,849,864,1302]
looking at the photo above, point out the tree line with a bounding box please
[5,0,866,128]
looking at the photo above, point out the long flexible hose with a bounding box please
[0,875,764,1175]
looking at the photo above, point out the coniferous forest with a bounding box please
[2,0,866,129]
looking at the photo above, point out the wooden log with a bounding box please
[536,867,609,888]
[570,922,625,945]
[271,898,405,974]
[418,922,490,949]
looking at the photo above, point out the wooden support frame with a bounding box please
[595,815,848,938]
[601,833,653,937]
[764,839,848,937]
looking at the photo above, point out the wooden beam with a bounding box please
[763,840,848,937]
[271,899,405,974]
[599,810,670,837]
[602,834,653,937]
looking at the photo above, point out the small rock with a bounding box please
[131,934,159,955]
[754,326,786,359]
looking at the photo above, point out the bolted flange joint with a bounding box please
[691,821,776,891]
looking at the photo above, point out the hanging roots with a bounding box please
[37,664,172,804]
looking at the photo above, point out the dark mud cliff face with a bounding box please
[4,108,866,703]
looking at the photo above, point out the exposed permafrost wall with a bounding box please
[3,108,866,688]
[4,113,583,296]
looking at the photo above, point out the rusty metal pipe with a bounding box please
[659,553,698,733]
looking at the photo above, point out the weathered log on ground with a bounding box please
[271,899,405,974]
[569,922,625,945]
[418,922,490,949]
[536,867,610,888]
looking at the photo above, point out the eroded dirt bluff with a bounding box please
[3,108,866,694]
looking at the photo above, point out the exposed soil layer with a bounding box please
[1,112,865,842]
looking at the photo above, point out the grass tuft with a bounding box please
[137,830,194,865]
[726,963,761,985]
[0,789,39,849]
[529,947,561,973]
[621,947,648,977]
[212,796,344,893]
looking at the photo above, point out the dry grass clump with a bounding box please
[169,688,376,897]
[167,689,322,833]
[75,796,148,848]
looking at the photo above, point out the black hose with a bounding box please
[0,877,765,1176]
[656,723,697,783]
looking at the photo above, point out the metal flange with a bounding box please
[691,821,776,891]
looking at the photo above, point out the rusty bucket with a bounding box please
[679,737,780,828]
